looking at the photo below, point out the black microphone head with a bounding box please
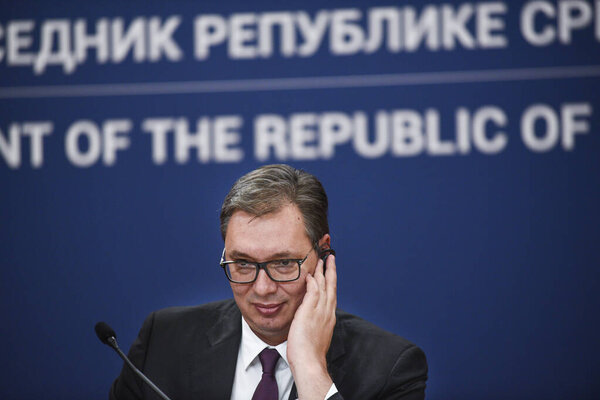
[95,321,117,345]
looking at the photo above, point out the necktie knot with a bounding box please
[258,348,280,375]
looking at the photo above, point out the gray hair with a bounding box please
[220,164,329,245]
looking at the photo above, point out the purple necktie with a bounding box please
[252,348,280,400]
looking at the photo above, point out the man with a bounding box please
[109,164,427,400]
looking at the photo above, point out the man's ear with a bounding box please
[317,234,331,250]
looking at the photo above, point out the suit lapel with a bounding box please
[188,301,242,400]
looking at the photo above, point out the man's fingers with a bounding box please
[306,273,319,294]
[325,255,337,308]
[309,260,327,310]
[313,258,326,289]
[304,255,337,314]
[301,274,319,309]
[325,255,337,287]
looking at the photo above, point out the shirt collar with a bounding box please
[240,316,289,370]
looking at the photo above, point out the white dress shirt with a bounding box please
[230,317,338,400]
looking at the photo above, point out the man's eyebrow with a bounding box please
[227,250,252,260]
[227,250,298,260]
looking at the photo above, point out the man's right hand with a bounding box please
[287,255,337,400]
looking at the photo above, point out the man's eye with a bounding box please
[235,261,251,268]
[271,260,292,267]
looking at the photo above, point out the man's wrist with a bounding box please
[291,361,333,400]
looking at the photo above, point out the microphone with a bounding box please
[95,321,117,346]
[95,321,173,400]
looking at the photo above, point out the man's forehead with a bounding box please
[227,205,304,231]
[224,205,311,258]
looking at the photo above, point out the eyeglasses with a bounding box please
[220,248,313,283]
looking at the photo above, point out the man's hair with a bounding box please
[220,164,329,245]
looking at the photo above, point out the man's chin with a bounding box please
[248,314,292,344]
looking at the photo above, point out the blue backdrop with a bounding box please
[1,1,599,399]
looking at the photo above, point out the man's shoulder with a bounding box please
[153,298,237,318]
[332,309,425,369]
[147,299,239,332]
[330,310,428,397]
[334,309,418,350]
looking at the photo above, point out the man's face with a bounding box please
[224,204,320,345]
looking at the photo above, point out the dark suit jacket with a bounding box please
[109,299,427,400]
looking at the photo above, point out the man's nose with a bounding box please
[252,269,278,295]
